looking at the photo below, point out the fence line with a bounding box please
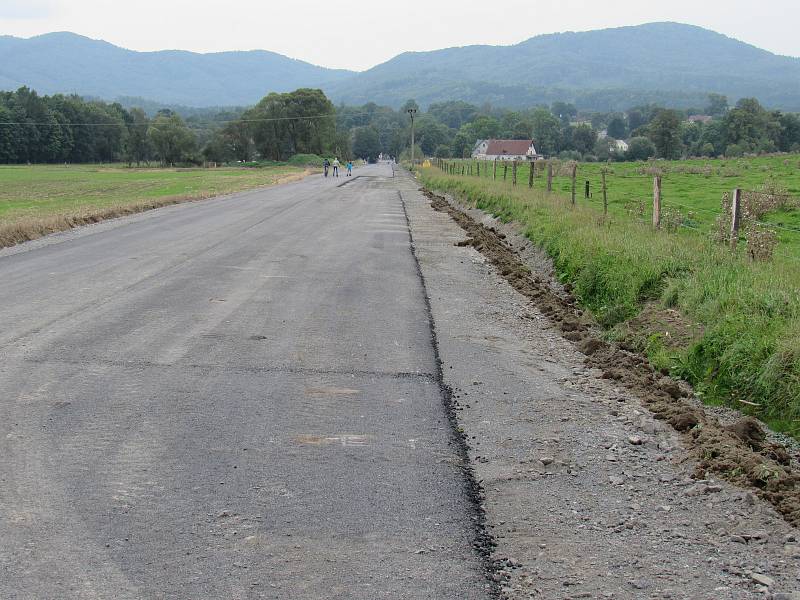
[432,158,800,260]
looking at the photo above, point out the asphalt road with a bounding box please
[0,164,489,599]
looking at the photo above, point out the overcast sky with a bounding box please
[2,0,798,71]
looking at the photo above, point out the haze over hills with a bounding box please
[0,32,353,106]
[332,23,800,110]
[2,23,800,111]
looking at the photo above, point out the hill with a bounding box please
[0,32,353,106]
[329,23,800,110]
[2,24,800,111]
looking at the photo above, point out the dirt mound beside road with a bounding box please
[425,188,800,528]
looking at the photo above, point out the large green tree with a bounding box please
[648,109,683,159]
[352,126,381,161]
[148,112,196,165]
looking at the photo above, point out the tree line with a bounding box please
[0,87,349,165]
[349,94,800,162]
[3,86,800,165]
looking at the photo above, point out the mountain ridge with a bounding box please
[2,24,800,110]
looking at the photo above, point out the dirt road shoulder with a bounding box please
[401,177,800,599]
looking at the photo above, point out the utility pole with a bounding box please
[407,108,417,166]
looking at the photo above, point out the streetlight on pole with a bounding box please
[407,107,417,166]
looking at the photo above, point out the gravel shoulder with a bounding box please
[401,173,800,600]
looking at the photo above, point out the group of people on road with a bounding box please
[323,158,353,178]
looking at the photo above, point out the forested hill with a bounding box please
[328,23,800,111]
[0,32,353,106]
[2,24,800,111]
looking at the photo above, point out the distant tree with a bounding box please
[705,93,729,117]
[607,116,627,140]
[778,113,800,152]
[723,98,780,154]
[433,144,451,158]
[648,109,683,159]
[125,108,151,165]
[626,137,656,161]
[626,109,646,132]
[148,113,196,165]
[0,105,18,163]
[571,124,597,155]
[550,101,577,124]
[593,137,614,162]
[509,119,533,139]
[414,115,452,155]
[697,120,726,156]
[529,109,562,156]
[401,99,420,114]
[249,89,336,160]
[221,120,254,162]
[451,116,502,157]
[428,101,478,129]
[333,128,353,161]
[352,126,381,161]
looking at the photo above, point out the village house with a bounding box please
[472,139,541,161]
[472,139,490,157]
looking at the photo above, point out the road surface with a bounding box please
[0,164,489,599]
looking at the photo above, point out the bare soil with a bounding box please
[424,188,800,528]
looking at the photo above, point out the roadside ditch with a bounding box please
[422,187,800,529]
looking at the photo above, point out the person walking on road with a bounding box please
[323,158,330,177]
[332,158,340,178]
[346,160,353,176]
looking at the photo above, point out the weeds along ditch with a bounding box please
[419,165,800,439]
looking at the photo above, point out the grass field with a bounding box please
[0,164,307,247]
[421,161,800,438]
[450,155,800,259]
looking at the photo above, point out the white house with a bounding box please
[473,139,541,161]
[614,139,629,153]
[471,139,490,158]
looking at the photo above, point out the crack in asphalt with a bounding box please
[18,356,439,382]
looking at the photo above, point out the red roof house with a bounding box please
[475,139,540,160]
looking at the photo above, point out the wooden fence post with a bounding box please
[477,161,480,177]
[503,162,508,181]
[730,188,742,250]
[547,162,553,192]
[493,159,497,180]
[585,180,590,199]
[602,169,608,216]
[653,175,662,229]
[528,161,534,188]
[512,161,518,186]
[570,163,577,206]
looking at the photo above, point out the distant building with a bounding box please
[614,139,630,153]
[473,139,541,161]
[687,115,713,124]
[472,139,490,157]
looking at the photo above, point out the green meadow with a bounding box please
[0,164,305,223]
[450,155,800,259]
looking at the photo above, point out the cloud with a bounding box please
[0,0,54,19]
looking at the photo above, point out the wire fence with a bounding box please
[433,157,800,264]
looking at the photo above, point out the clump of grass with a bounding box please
[420,167,800,438]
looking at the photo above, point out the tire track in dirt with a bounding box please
[424,188,800,528]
